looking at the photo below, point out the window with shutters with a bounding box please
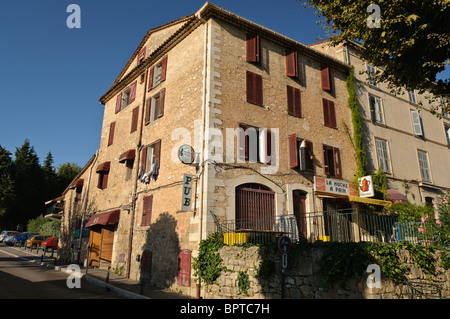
[289,133,314,172]
[96,162,110,190]
[320,64,331,91]
[246,71,263,106]
[375,138,391,174]
[108,122,115,146]
[246,34,260,63]
[366,64,377,87]
[369,94,384,124]
[130,106,139,133]
[137,46,146,66]
[417,150,432,182]
[145,89,165,125]
[238,124,273,164]
[287,85,302,118]
[141,140,161,174]
[322,98,337,128]
[142,195,153,226]
[286,50,298,78]
[410,109,423,136]
[148,56,168,91]
[115,81,137,114]
[322,145,342,178]
[444,124,450,147]
[408,90,417,104]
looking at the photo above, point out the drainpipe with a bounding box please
[127,67,149,279]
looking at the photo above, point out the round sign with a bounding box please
[278,236,292,254]
[178,145,195,164]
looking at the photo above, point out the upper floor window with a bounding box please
[408,90,417,104]
[96,162,111,190]
[320,64,331,91]
[289,133,314,171]
[286,50,298,78]
[410,109,423,137]
[246,33,260,63]
[137,46,146,66]
[115,81,137,114]
[287,85,302,118]
[366,64,377,87]
[141,140,161,181]
[323,144,342,178]
[238,123,273,164]
[148,55,168,91]
[417,150,432,183]
[322,98,337,128]
[145,88,165,124]
[375,138,391,174]
[444,124,450,147]
[369,94,384,124]
[246,71,263,106]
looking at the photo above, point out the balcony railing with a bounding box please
[210,208,436,246]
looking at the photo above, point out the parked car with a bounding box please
[0,231,20,243]
[4,233,22,246]
[26,235,50,249]
[13,232,39,247]
[41,237,59,252]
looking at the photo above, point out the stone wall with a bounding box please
[202,245,450,299]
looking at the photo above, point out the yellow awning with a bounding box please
[348,196,392,207]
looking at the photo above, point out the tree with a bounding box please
[56,162,82,191]
[43,151,60,200]
[299,0,450,112]
[0,145,15,229]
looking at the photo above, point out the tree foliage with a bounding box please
[299,0,450,110]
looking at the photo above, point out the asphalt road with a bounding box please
[0,244,122,299]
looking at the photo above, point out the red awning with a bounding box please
[387,189,407,203]
[119,149,136,163]
[69,179,84,189]
[96,161,111,173]
[85,210,120,228]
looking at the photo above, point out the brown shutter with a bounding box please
[334,147,342,178]
[246,71,254,103]
[305,140,314,171]
[323,145,330,175]
[142,195,153,226]
[255,73,263,106]
[157,88,165,118]
[131,106,139,133]
[293,87,301,117]
[321,65,331,90]
[266,129,272,164]
[154,140,161,168]
[323,99,330,126]
[287,85,294,115]
[115,93,122,114]
[145,98,151,125]
[129,81,137,103]
[177,250,192,287]
[329,100,336,128]
[160,55,168,82]
[141,147,148,172]
[108,122,115,146]
[286,50,298,77]
[148,66,154,91]
[246,34,259,63]
[289,133,298,168]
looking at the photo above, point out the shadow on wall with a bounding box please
[143,212,180,288]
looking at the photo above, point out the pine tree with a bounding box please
[0,145,15,229]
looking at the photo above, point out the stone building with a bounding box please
[311,40,450,209]
[57,2,383,298]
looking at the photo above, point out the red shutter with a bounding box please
[142,195,153,226]
[266,129,272,164]
[323,99,330,126]
[255,73,263,106]
[154,140,161,168]
[246,71,254,103]
[246,34,259,63]
[334,147,342,178]
[160,55,168,82]
[100,172,109,189]
[148,67,154,91]
[129,81,137,103]
[305,140,314,171]
[131,106,139,133]
[294,87,301,117]
[141,147,148,172]
[286,50,298,77]
[108,122,115,146]
[321,65,331,90]
[157,88,165,118]
[115,93,122,114]
[289,133,298,168]
[145,98,151,125]
[329,100,336,128]
[323,145,330,175]
[287,85,294,115]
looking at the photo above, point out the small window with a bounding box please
[369,94,384,124]
[115,81,137,114]
[145,89,165,124]
[289,133,314,171]
[137,47,146,66]
[148,56,168,91]
[323,145,342,178]
[375,138,391,174]
[238,124,273,164]
[366,64,377,86]
[286,50,298,78]
[417,150,431,182]
[322,98,337,128]
[410,110,423,136]
[320,65,331,91]
[96,162,111,190]
[141,140,161,176]
[108,122,116,146]
[408,90,417,104]
[246,33,260,63]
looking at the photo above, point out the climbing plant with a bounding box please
[192,233,225,285]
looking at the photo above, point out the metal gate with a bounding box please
[235,186,275,231]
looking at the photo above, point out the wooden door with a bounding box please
[293,192,307,242]
[177,250,191,287]
[140,250,152,284]
[100,228,114,267]
[88,229,101,267]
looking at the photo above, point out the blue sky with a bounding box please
[0,0,448,169]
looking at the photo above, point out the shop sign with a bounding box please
[358,175,375,198]
[181,174,195,211]
[314,176,358,197]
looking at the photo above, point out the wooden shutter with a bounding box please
[289,133,298,168]
[160,55,168,82]
[148,66,154,91]
[141,147,148,172]
[323,145,330,175]
[142,195,153,226]
[246,71,255,103]
[129,81,137,103]
[266,129,272,164]
[145,98,151,125]
[323,99,336,128]
[323,99,330,126]
[101,172,109,189]
[154,140,161,168]
[321,65,331,90]
[410,110,423,136]
[131,106,139,133]
[115,93,122,114]
[333,147,342,178]
[157,88,165,118]
[286,50,298,77]
[287,85,302,117]
[305,140,314,171]
[255,73,263,106]
[287,85,294,115]
[108,122,115,146]
[246,71,263,106]
[246,34,260,63]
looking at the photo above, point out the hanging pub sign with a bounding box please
[178,145,195,165]
[181,174,195,212]
[358,175,375,198]
[314,176,358,197]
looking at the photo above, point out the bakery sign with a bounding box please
[314,176,358,197]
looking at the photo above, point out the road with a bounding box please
[0,244,122,299]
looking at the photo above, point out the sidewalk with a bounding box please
[7,245,194,299]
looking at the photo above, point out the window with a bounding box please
[410,109,423,136]
[375,138,391,174]
[115,81,137,114]
[417,150,431,182]
[408,90,416,104]
[320,64,331,91]
[286,50,298,78]
[441,98,449,118]
[142,195,153,226]
[366,64,377,86]
[322,98,337,128]
[145,89,165,124]
[147,56,168,91]
[137,47,146,65]
[131,106,139,133]
[369,94,384,124]
[287,85,302,117]
[246,71,263,106]
[238,124,273,164]
[96,162,111,190]
[108,122,116,146]
[246,33,260,63]
[119,149,135,181]
[445,124,450,147]
[289,133,314,171]
[141,140,161,174]
[323,145,342,178]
